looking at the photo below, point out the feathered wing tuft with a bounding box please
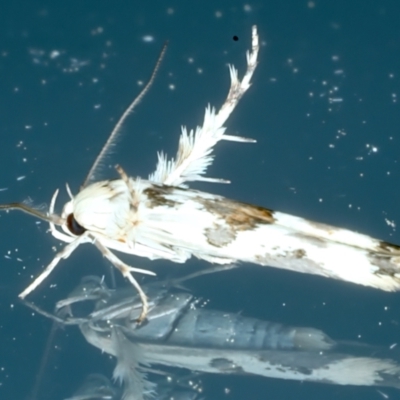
[111,327,156,400]
[149,26,259,187]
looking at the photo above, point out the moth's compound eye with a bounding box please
[66,213,86,236]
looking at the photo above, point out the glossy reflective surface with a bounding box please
[1,2,400,399]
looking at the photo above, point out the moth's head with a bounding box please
[61,197,85,237]
[61,179,130,238]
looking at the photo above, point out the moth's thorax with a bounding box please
[64,179,133,236]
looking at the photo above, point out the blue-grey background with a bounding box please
[1,1,400,399]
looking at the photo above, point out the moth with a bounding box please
[2,25,400,321]
[32,275,400,395]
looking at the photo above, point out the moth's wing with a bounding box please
[111,327,156,400]
[139,185,400,291]
[149,26,259,187]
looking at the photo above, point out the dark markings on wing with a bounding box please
[196,196,275,231]
[143,185,177,208]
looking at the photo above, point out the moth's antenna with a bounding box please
[0,203,62,225]
[82,41,168,188]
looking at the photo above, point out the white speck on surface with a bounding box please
[243,4,252,12]
[142,35,154,43]
[50,50,60,59]
[376,389,389,399]
[385,219,396,229]
[90,26,104,35]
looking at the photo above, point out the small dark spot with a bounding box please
[307,220,337,234]
[210,358,243,373]
[379,240,400,253]
[293,249,306,258]
[292,232,328,248]
[369,251,400,279]
[144,185,178,208]
[233,35,239,41]
[294,366,313,375]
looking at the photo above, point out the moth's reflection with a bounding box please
[64,373,202,400]
[30,275,400,399]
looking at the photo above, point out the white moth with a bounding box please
[2,26,400,320]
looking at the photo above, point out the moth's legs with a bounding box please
[115,164,141,216]
[47,189,74,242]
[19,234,90,299]
[115,164,130,185]
[172,264,238,285]
[49,189,59,214]
[94,240,155,322]
[115,164,136,197]
[49,226,75,243]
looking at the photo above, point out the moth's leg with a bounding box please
[115,164,130,184]
[49,227,75,243]
[22,300,84,325]
[94,240,155,322]
[19,234,91,299]
[115,164,141,214]
[47,189,74,243]
[22,300,64,322]
[115,164,136,195]
[173,264,239,285]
